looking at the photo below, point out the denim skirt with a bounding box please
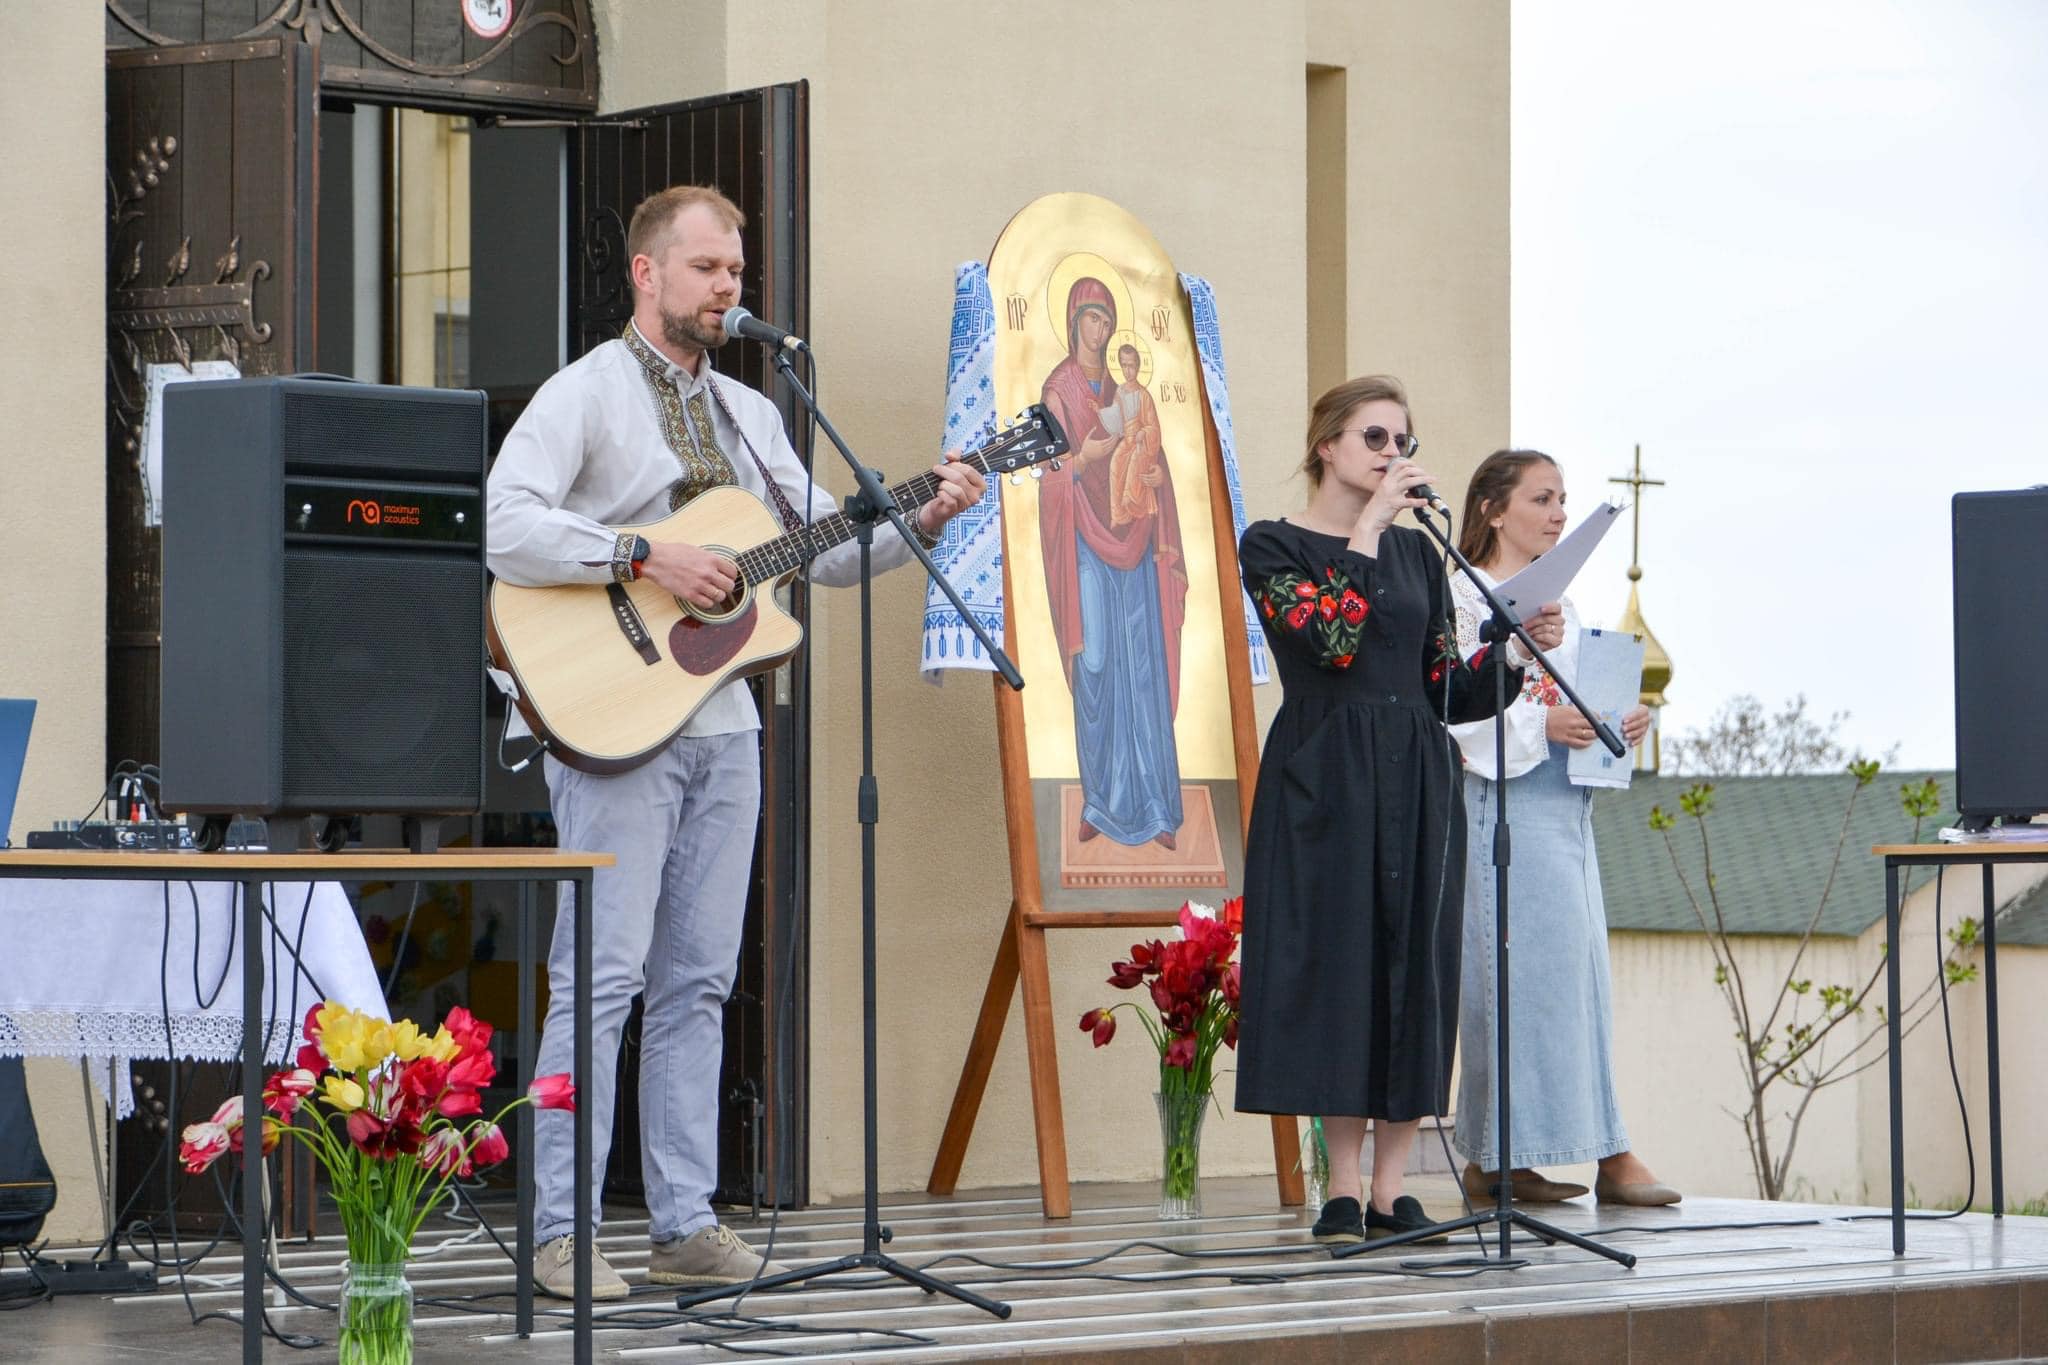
[1452,751,1630,1167]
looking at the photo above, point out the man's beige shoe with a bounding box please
[647,1224,791,1286]
[532,1234,631,1301]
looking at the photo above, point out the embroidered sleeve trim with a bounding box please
[611,531,638,586]
[1257,563,1370,669]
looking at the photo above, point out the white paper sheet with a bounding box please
[1567,627,1645,789]
[1492,501,1624,618]
[140,360,241,527]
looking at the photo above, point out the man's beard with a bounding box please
[660,304,726,354]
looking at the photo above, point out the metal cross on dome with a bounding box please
[1608,444,1665,582]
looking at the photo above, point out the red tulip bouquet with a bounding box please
[179,1001,574,1364]
[1078,897,1242,1216]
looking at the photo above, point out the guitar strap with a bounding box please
[621,324,803,535]
[702,370,806,536]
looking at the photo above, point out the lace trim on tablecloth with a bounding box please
[0,1011,298,1118]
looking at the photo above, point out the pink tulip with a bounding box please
[263,1068,317,1117]
[527,1073,576,1112]
[418,1128,465,1178]
[468,1122,511,1170]
[180,1122,230,1173]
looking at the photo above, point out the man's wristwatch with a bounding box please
[628,535,653,581]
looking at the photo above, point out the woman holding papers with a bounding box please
[1447,449,1678,1207]
[1233,377,1564,1246]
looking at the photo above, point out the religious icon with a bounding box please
[988,195,1241,903]
[1036,271,1188,852]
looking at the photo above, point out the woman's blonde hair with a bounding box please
[1303,375,1412,487]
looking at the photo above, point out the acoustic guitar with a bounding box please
[486,405,1069,773]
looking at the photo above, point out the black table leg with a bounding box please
[1887,860,1905,1255]
[240,878,266,1364]
[516,879,536,1336]
[1983,862,2004,1218]
[574,870,592,1364]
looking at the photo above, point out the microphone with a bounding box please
[720,306,809,353]
[1387,451,1452,519]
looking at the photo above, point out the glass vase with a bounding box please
[1300,1118,1330,1210]
[1155,1089,1208,1220]
[339,1259,413,1365]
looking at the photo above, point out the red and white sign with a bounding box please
[462,0,515,41]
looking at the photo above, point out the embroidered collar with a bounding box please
[624,319,713,397]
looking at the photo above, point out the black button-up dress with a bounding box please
[1233,519,1522,1121]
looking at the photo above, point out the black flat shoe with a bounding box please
[1366,1194,1448,1244]
[1310,1196,1364,1244]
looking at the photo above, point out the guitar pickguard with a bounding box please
[668,601,759,676]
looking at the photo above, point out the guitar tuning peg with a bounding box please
[1008,471,1023,486]
[1031,466,1047,479]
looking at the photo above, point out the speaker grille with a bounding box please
[282,546,482,811]
[1953,488,2048,820]
[281,386,484,480]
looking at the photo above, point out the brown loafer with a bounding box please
[1461,1162,1589,1203]
[1594,1171,1682,1206]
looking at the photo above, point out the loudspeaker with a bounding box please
[1952,487,2048,824]
[160,377,486,840]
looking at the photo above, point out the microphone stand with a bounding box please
[1334,505,1635,1271]
[672,345,1017,1319]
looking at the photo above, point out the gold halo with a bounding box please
[1104,330,1153,388]
[1044,252,1135,360]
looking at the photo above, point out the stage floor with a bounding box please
[9,1174,2048,1362]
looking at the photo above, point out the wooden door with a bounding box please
[105,39,315,770]
[571,83,812,1210]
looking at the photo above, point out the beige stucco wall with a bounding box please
[0,4,110,1242]
[1603,861,2048,1207]
[594,0,1511,1204]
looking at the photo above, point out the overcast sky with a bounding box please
[1511,0,2047,772]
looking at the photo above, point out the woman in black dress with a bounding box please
[1232,375,1564,1243]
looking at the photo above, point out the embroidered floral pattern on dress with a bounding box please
[1522,667,1563,707]
[1258,565,1369,669]
[1429,630,1489,688]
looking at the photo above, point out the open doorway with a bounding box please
[104,9,810,1217]
[308,94,812,1211]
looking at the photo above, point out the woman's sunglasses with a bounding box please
[1344,427,1420,457]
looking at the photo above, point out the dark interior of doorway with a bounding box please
[302,100,799,1216]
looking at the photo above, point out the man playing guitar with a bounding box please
[487,184,984,1299]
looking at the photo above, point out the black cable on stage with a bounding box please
[715,336,824,1326]
[378,880,423,1002]
[0,1245,54,1309]
[1845,862,1977,1224]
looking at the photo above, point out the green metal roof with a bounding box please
[1991,875,2048,948]
[1590,770,1954,938]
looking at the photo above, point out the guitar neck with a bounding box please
[732,462,969,586]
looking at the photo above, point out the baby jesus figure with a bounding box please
[1099,343,1165,527]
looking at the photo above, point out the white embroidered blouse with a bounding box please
[1447,567,1582,781]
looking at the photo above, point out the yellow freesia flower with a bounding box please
[321,1076,365,1112]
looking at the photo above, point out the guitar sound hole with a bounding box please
[680,583,748,622]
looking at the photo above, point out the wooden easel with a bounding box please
[927,377,1304,1217]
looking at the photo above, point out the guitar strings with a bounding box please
[733,418,1051,586]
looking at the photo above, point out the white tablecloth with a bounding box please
[0,880,388,1117]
